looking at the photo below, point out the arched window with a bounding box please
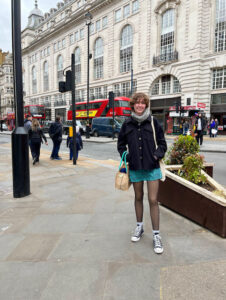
[161,9,175,61]
[57,55,63,82]
[75,47,81,84]
[120,25,133,73]
[151,75,181,95]
[32,66,37,94]
[94,38,103,79]
[215,0,226,52]
[43,61,49,91]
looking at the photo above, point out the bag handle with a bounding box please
[151,116,158,150]
[119,151,128,172]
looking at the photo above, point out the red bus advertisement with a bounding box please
[67,96,131,121]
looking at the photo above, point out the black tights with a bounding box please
[133,180,160,230]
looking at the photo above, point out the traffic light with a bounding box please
[59,70,72,93]
[109,91,114,108]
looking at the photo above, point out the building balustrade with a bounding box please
[153,51,178,66]
[54,100,66,107]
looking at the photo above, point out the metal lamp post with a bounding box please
[11,0,30,198]
[85,11,93,139]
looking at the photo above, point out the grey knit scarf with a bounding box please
[131,108,150,123]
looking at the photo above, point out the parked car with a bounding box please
[91,117,124,138]
[62,120,86,135]
[42,121,54,133]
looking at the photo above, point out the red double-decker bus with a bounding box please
[67,96,131,121]
[24,105,45,120]
[6,105,46,130]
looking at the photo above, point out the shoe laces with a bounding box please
[133,226,142,237]
[153,234,162,248]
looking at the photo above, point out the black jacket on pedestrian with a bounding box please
[195,117,205,133]
[49,121,62,143]
[28,128,47,143]
[117,115,167,171]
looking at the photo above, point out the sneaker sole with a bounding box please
[154,247,164,254]
[131,232,144,242]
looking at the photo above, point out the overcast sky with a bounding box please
[0,0,58,53]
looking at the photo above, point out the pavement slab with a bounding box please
[0,136,226,299]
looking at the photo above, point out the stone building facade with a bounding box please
[0,52,14,118]
[21,0,226,133]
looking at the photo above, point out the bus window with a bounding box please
[115,100,130,107]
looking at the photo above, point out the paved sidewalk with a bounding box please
[0,140,226,299]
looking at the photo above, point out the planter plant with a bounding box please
[159,135,226,238]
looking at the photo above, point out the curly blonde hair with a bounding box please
[31,119,40,131]
[129,92,150,112]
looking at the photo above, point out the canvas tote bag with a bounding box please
[115,151,131,191]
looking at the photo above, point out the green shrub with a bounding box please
[165,135,200,165]
[178,154,207,184]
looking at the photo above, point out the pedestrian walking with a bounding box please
[49,115,63,160]
[24,115,32,132]
[117,92,167,254]
[195,112,205,145]
[28,119,48,165]
[209,118,216,138]
[183,120,189,135]
[66,129,83,160]
[214,118,219,137]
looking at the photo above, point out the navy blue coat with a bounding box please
[117,115,167,171]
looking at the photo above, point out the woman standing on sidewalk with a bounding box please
[28,119,48,165]
[117,92,167,254]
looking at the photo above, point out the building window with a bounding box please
[90,23,95,34]
[122,82,130,96]
[96,20,101,31]
[120,25,133,73]
[102,16,108,28]
[75,47,81,84]
[212,68,226,89]
[32,66,37,94]
[43,61,49,92]
[132,0,139,13]
[94,37,104,79]
[75,31,79,41]
[80,28,84,39]
[123,4,130,18]
[173,77,181,93]
[70,34,74,44]
[115,9,122,22]
[152,80,160,95]
[162,75,171,94]
[57,55,63,82]
[215,0,226,52]
[62,38,66,48]
[161,9,174,61]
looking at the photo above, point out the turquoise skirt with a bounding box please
[129,168,162,183]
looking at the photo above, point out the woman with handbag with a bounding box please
[117,92,167,254]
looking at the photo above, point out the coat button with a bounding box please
[139,137,141,140]
[140,156,143,159]
[138,128,141,131]
[139,146,142,150]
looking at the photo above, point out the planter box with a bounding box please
[159,170,226,238]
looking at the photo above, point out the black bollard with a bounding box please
[12,127,30,198]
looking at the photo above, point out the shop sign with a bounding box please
[218,126,223,130]
[197,102,206,109]
[169,106,196,111]
[169,111,189,117]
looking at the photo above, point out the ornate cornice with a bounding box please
[155,0,181,15]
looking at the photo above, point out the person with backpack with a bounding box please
[66,127,83,160]
[49,115,63,160]
[24,115,32,132]
[28,119,48,165]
